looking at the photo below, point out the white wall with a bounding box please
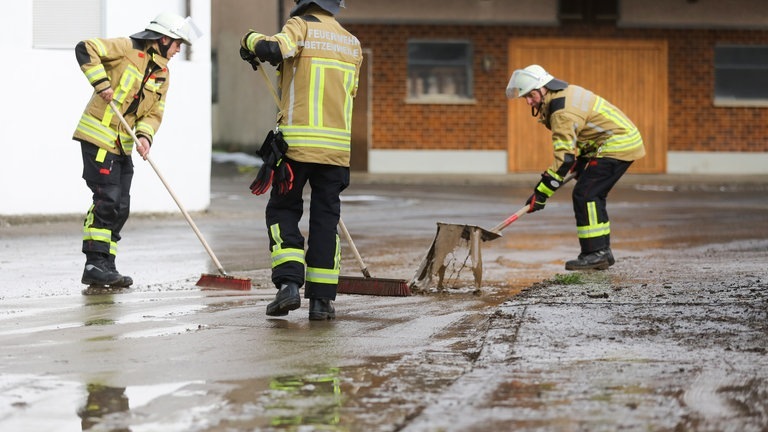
[0,0,211,216]
[368,150,768,175]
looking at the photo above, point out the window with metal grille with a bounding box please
[714,45,768,107]
[407,40,474,104]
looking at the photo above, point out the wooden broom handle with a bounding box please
[108,101,228,276]
[338,218,371,278]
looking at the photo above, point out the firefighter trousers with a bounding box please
[265,159,350,300]
[572,157,632,254]
[80,141,133,260]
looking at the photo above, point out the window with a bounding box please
[407,40,474,103]
[33,0,103,49]
[558,0,618,23]
[714,45,768,107]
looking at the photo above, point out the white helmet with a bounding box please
[143,12,202,45]
[506,64,567,98]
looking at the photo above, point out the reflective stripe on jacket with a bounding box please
[72,37,169,155]
[244,9,362,167]
[542,85,645,179]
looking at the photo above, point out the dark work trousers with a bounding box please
[571,157,632,254]
[265,159,350,300]
[80,141,133,258]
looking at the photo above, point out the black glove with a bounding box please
[239,46,259,71]
[525,190,548,213]
[249,164,274,195]
[249,130,289,195]
[272,160,294,195]
[525,173,562,213]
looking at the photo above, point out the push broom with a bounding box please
[253,63,409,296]
[109,101,251,290]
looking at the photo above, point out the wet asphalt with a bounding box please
[0,163,767,431]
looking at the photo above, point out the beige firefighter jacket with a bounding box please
[540,85,646,180]
[243,9,362,167]
[73,37,170,156]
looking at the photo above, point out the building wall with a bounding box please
[338,0,768,174]
[0,0,212,216]
[211,0,281,150]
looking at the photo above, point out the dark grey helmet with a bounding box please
[290,0,345,17]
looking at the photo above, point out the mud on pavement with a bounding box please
[1,168,767,431]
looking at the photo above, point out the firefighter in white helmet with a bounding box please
[507,65,646,270]
[240,0,361,320]
[73,12,201,290]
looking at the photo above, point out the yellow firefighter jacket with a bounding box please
[73,37,170,156]
[540,85,646,180]
[243,9,363,167]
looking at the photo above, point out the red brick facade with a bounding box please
[346,23,768,153]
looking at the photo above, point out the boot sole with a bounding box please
[565,262,610,271]
[266,296,301,317]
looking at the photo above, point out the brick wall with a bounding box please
[346,23,768,153]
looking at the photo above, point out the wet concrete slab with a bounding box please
[1,166,767,431]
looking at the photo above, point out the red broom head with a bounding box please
[196,274,252,290]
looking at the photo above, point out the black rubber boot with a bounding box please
[308,298,336,321]
[266,282,301,316]
[81,253,122,286]
[105,255,133,287]
[565,249,611,271]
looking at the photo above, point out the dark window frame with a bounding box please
[406,39,475,104]
[714,44,768,107]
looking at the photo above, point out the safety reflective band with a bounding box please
[577,201,611,239]
[306,266,340,285]
[95,148,107,163]
[85,65,107,86]
[269,223,306,268]
[110,241,118,256]
[135,122,156,139]
[593,97,643,153]
[275,32,297,57]
[271,248,305,267]
[536,181,556,198]
[83,226,112,245]
[77,115,118,150]
[281,127,351,151]
[112,66,142,105]
[90,38,107,56]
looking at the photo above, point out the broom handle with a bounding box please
[491,171,579,234]
[338,218,372,278]
[108,101,228,276]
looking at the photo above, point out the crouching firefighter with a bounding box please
[506,64,646,270]
[240,0,362,319]
[73,12,201,288]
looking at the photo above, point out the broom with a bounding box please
[109,102,251,290]
[337,218,411,296]
[251,65,408,296]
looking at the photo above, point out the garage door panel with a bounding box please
[508,38,667,173]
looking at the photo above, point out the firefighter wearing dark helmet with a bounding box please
[240,0,362,319]
[507,65,646,270]
[73,12,201,289]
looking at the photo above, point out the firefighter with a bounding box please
[507,65,646,270]
[240,0,362,320]
[73,12,201,288]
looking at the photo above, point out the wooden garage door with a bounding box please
[507,38,667,173]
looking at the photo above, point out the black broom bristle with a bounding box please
[337,276,411,296]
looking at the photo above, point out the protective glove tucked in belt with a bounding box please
[525,173,562,213]
[250,130,290,195]
[272,160,294,195]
